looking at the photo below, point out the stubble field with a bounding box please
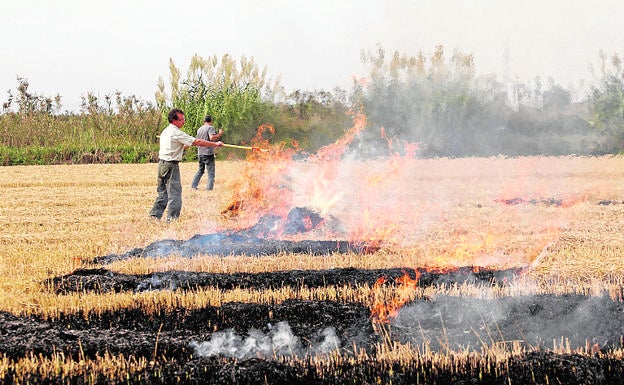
[2,156,624,384]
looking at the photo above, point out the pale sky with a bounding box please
[2,0,623,112]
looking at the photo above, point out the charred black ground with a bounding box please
[48,266,524,294]
[92,207,375,264]
[495,197,624,207]
[0,300,373,362]
[2,293,623,384]
[495,197,566,206]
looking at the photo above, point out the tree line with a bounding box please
[1,46,623,165]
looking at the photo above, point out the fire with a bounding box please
[452,234,495,264]
[370,270,421,324]
[220,124,300,227]
[344,209,399,252]
[403,141,420,158]
[313,109,367,162]
[219,104,426,241]
[219,107,406,242]
[309,180,344,217]
[365,158,401,187]
[302,215,313,231]
[218,107,558,270]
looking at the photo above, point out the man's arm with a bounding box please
[193,139,223,147]
[209,129,224,141]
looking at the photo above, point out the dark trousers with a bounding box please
[149,160,182,220]
[191,154,216,190]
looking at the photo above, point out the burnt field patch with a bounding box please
[91,236,373,264]
[0,300,374,362]
[15,203,624,383]
[47,266,524,294]
[91,207,378,265]
[2,292,624,384]
[391,294,624,352]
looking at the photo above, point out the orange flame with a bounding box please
[312,108,367,162]
[365,158,401,186]
[370,270,421,324]
[220,108,376,236]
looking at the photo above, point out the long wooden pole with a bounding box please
[156,136,268,152]
[222,143,269,152]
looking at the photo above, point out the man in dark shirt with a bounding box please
[191,115,223,191]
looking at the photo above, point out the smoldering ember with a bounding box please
[92,207,374,264]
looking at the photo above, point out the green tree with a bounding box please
[590,51,624,153]
[274,88,352,150]
[156,54,280,145]
[358,45,507,157]
[356,45,602,157]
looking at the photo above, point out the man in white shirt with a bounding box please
[149,108,224,221]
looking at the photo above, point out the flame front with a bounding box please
[219,107,408,242]
[370,270,421,324]
[217,107,571,271]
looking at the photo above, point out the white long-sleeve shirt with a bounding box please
[158,123,196,161]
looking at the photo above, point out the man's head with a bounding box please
[168,108,185,128]
[204,115,213,124]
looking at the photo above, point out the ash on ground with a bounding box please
[94,207,373,264]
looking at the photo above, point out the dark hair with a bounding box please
[204,115,212,123]
[168,108,184,123]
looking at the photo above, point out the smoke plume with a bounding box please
[190,321,341,359]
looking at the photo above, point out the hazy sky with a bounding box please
[3,0,624,111]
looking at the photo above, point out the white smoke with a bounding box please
[190,321,341,359]
[391,295,622,352]
[135,275,168,292]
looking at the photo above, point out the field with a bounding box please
[2,155,624,384]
